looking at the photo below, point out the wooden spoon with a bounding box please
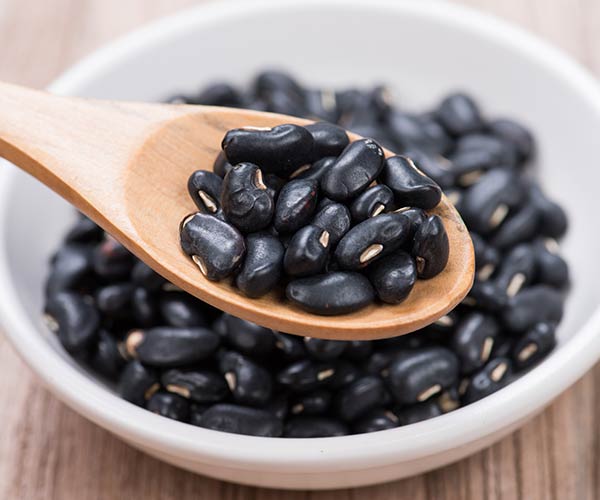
[0,82,474,340]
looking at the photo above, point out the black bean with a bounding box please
[89,330,126,380]
[273,332,306,360]
[412,215,449,279]
[222,124,314,177]
[470,232,500,280]
[273,179,319,234]
[187,170,223,215]
[304,337,346,361]
[494,244,537,298]
[162,368,229,403]
[336,213,410,269]
[394,401,442,425]
[368,252,416,304]
[491,203,540,250]
[131,287,157,327]
[380,155,442,209]
[159,292,207,327]
[235,232,284,298]
[45,244,93,296]
[146,392,190,422]
[95,283,134,316]
[528,184,568,239]
[264,174,286,201]
[417,114,454,155]
[44,292,99,354]
[386,111,449,155]
[294,156,336,182]
[350,184,395,222]
[199,403,283,437]
[438,386,461,413]
[277,359,337,392]
[189,403,210,426]
[265,89,308,117]
[451,313,499,374]
[436,93,483,136]
[222,314,275,356]
[401,149,455,189]
[220,162,274,232]
[512,322,556,370]
[284,417,348,437]
[464,280,507,312]
[290,390,331,416]
[326,360,361,390]
[491,335,514,359]
[118,360,159,407]
[385,347,459,405]
[286,272,375,315]
[219,351,272,406]
[124,327,220,367]
[180,213,245,280]
[311,203,352,246]
[305,122,349,160]
[92,237,134,281]
[534,239,569,288]
[343,341,373,361]
[453,134,518,175]
[195,82,243,107]
[254,70,304,102]
[335,375,387,421]
[267,392,290,420]
[398,207,427,239]
[321,139,384,201]
[462,357,512,404]
[213,151,233,178]
[502,285,564,334]
[304,89,340,123]
[488,118,534,162]
[131,261,165,291]
[352,409,399,433]
[284,225,330,278]
[65,217,103,244]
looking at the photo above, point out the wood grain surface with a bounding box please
[0,0,598,498]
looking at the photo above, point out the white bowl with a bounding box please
[2,0,600,490]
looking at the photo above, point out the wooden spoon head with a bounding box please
[125,106,474,340]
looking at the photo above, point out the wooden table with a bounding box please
[0,0,599,498]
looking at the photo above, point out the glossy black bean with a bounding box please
[180,213,245,281]
[394,401,442,425]
[222,124,314,177]
[412,215,449,279]
[368,252,416,304]
[213,151,233,178]
[273,179,319,234]
[343,341,373,362]
[380,156,442,209]
[417,114,454,155]
[305,122,349,160]
[162,368,229,403]
[454,133,518,169]
[460,169,526,235]
[464,280,507,312]
[222,314,275,356]
[336,213,410,269]
[326,360,361,390]
[284,417,348,437]
[528,184,568,239]
[462,357,513,404]
[159,293,207,327]
[491,335,514,359]
[131,287,157,327]
[199,403,283,437]
[266,392,290,420]
[502,285,564,334]
[219,351,272,406]
[277,359,337,392]
[187,170,223,215]
[286,272,375,315]
[264,174,286,201]
[385,347,459,405]
[350,185,395,222]
[189,403,210,426]
[265,88,308,117]
[220,162,274,232]
[92,237,134,281]
[65,216,103,244]
[304,89,340,123]
[421,311,460,338]
[125,327,220,367]
[131,260,165,291]
[284,225,330,278]
[290,390,331,416]
[254,70,304,102]
[311,203,352,246]
[294,156,336,183]
[491,202,540,250]
[273,332,306,360]
[335,375,387,421]
[44,292,99,354]
[146,391,190,422]
[321,139,384,201]
[89,330,126,380]
[95,283,134,316]
[194,82,243,106]
[401,149,455,189]
[494,244,537,298]
[352,408,399,433]
[438,386,461,413]
[436,93,483,136]
[304,337,346,361]
[386,111,450,156]
[451,313,499,374]
[45,244,93,296]
[470,232,500,280]
[512,322,556,370]
[534,239,569,288]
[235,232,284,298]
[118,360,159,407]
[488,118,534,161]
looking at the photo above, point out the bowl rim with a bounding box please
[2,0,600,472]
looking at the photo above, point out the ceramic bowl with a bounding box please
[2,0,600,490]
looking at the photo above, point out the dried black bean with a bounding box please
[343,341,373,361]
[534,239,569,288]
[65,216,103,244]
[326,360,361,390]
[304,89,340,123]
[222,314,275,356]
[436,93,483,136]
[502,285,564,334]
[290,390,331,416]
[146,391,190,422]
[394,401,442,425]
[451,313,499,374]
[254,70,304,102]
[350,184,395,222]
[386,111,450,156]
[199,403,283,437]
[368,252,416,304]
[286,272,375,315]
[162,368,229,403]
[401,149,455,189]
[195,82,243,107]
[92,237,134,281]
[222,124,314,177]
[235,232,284,298]
[96,283,134,316]
[187,170,223,215]
[180,213,245,280]
[294,156,336,182]
[189,403,210,426]
[464,280,507,312]
[494,244,537,297]
[412,215,449,279]
[398,207,427,239]
[118,360,159,407]
[380,156,442,209]
[45,244,93,296]
[311,203,352,246]
[512,322,556,370]
[491,202,540,250]
[219,351,272,406]
[284,417,348,437]
[131,261,165,291]
[304,337,346,361]
[470,232,500,281]
[220,162,274,232]
[89,329,126,380]
[335,375,387,421]
[132,287,157,327]
[273,179,319,234]
[321,139,384,201]
[284,225,330,278]
[305,122,349,160]
[462,357,512,404]
[529,184,568,239]
[124,327,220,367]
[159,293,206,327]
[385,347,459,405]
[277,359,337,392]
[44,292,99,354]
[352,409,399,433]
[273,332,306,360]
[213,151,233,178]
[488,118,534,162]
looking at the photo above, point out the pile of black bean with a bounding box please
[43,70,569,438]
[181,121,449,314]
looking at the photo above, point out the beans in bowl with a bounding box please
[43,70,569,437]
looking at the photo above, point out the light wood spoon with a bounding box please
[0,82,474,340]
